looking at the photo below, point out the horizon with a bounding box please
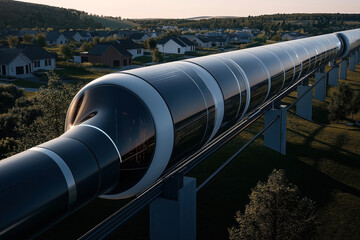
[18,0,360,19]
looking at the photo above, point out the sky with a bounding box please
[20,0,360,19]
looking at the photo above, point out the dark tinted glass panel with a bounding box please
[223,51,269,111]
[245,48,284,98]
[67,85,156,192]
[126,63,214,163]
[189,56,244,129]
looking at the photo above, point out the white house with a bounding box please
[18,45,56,71]
[157,36,196,54]
[182,35,212,48]
[46,31,68,45]
[281,32,308,41]
[118,39,144,58]
[129,33,150,43]
[0,48,32,78]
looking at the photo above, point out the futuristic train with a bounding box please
[1,28,360,238]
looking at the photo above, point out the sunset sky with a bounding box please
[20,0,360,19]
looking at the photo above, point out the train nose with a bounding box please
[64,78,173,199]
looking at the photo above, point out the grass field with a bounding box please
[37,63,360,240]
[55,68,114,82]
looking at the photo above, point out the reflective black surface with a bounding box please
[188,56,247,130]
[223,50,269,111]
[125,62,216,163]
[66,85,156,192]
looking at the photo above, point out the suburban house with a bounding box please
[62,31,85,42]
[230,31,254,43]
[129,33,150,43]
[0,45,56,78]
[157,36,196,54]
[46,31,68,45]
[117,39,144,58]
[182,35,212,48]
[281,32,308,41]
[207,36,229,47]
[78,31,93,42]
[0,48,32,77]
[80,43,133,67]
[17,45,56,71]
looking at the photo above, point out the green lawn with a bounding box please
[0,78,46,88]
[37,63,360,240]
[55,68,114,82]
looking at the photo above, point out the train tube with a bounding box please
[0,28,359,239]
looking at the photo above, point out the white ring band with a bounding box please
[30,147,77,206]
[76,124,122,163]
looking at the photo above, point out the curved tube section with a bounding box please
[0,28,359,239]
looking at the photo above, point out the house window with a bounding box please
[48,59,52,66]
[137,49,142,54]
[16,66,24,75]
[34,60,40,68]
[45,59,48,66]
[178,48,180,54]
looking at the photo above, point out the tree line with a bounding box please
[0,0,103,30]
[133,14,360,36]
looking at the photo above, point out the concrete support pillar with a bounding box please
[355,49,359,65]
[314,67,327,101]
[150,177,196,240]
[328,66,338,86]
[340,60,347,80]
[357,47,360,64]
[264,105,287,155]
[296,85,312,121]
[349,52,356,71]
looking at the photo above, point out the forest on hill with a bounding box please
[134,13,360,35]
[0,0,135,30]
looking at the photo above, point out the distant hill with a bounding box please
[86,15,137,30]
[186,16,237,20]
[0,0,136,30]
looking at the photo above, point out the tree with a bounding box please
[328,82,354,122]
[22,34,34,44]
[350,91,360,120]
[36,33,47,47]
[144,37,157,50]
[59,44,74,60]
[229,169,316,240]
[7,36,19,48]
[93,36,100,45]
[16,70,81,149]
[80,42,93,52]
[151,48,163,63]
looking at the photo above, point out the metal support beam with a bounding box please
[296,85,312,121]
[314,67,327,101]
[340,60,348,80]
[264,105,287,155]
[349,52,356,71]
[150,177,196,240]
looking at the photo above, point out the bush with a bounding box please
[56,61,91,72]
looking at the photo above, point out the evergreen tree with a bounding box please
[229,169,316,240]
